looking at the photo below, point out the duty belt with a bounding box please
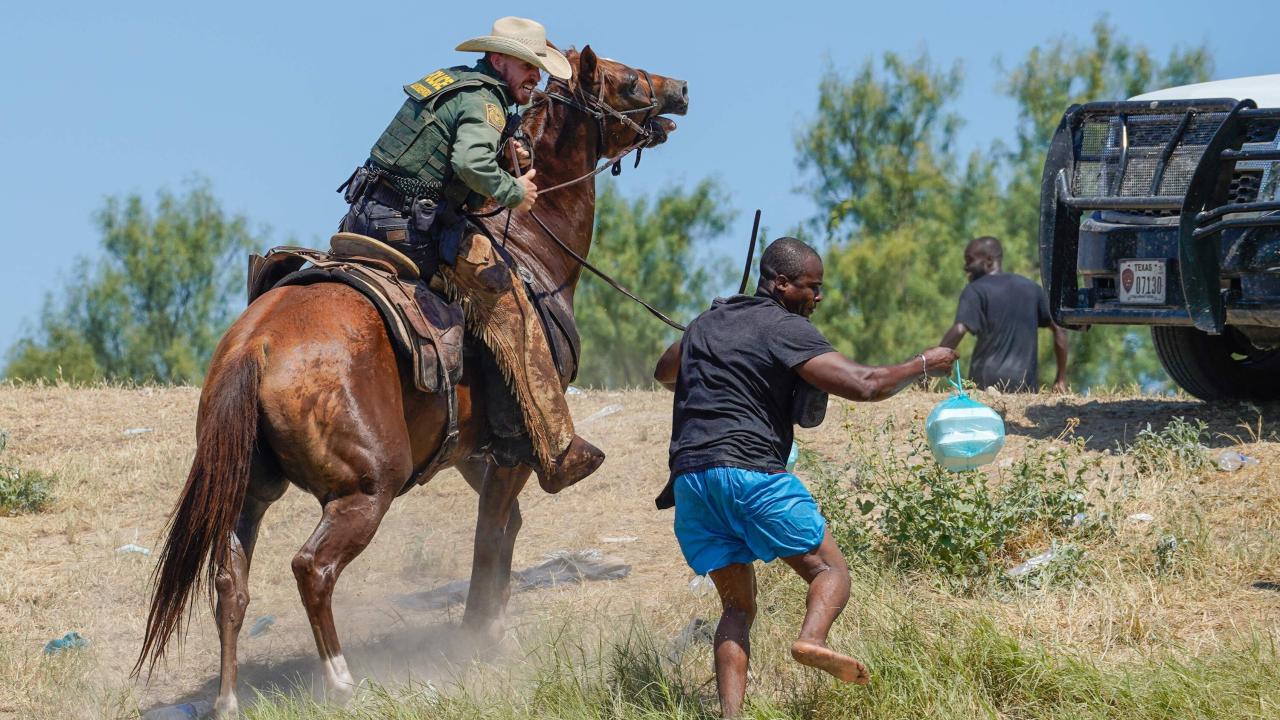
[365,167,442,212]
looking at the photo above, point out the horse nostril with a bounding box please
[680,83,688,101]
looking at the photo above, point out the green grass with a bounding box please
[808,419,1109,590]
[226,564,1279,719]
[1125,416,1210,476]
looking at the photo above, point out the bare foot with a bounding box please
[791,640,870,684]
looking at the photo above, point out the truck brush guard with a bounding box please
[1040,99,1280,334]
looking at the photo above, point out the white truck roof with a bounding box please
[1130,74,1280,108]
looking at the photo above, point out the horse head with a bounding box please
[506,45,690,290]
[539,46,688,160]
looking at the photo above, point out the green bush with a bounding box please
[0,430,54,515]
[810,423,1103,588]
[1125,417,1209,476]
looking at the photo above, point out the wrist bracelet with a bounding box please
[918,353,927,377]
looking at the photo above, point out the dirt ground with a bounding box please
[1,385,1278,716]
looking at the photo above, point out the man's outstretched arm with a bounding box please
[797,347,957,402]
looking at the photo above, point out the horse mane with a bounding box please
[521,95,551,147]
[523,45,582,151]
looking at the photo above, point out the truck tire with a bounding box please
[1151,326,1280,401]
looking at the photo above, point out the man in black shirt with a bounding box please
[940,236,1068,392]
[653,237,957,717]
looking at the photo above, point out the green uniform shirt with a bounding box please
[369,59,524,209]
[438,71,524,208]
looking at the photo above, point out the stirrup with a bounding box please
[330,232,420,281]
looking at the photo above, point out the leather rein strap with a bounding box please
[528,209,687,331]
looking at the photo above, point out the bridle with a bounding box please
[527,66,667,194]
[543,67,660,159]
[478,62,689,331]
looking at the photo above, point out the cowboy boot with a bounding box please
[539,435,605,494]
[442,232,605,491]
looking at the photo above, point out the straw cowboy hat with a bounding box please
[457,17,572,80]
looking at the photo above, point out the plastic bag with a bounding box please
[925,365,1005,471]
[785,441,799,472]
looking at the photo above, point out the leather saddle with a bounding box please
[247,234,463,396]
[245,233,583,485]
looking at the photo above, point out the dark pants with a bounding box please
[339,196,440,276]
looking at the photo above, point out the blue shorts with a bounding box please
[673,466,827,575]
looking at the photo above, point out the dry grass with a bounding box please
[1,383,1278,718]
[815,393,1280,660]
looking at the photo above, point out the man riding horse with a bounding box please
[135,26,688,715]
[338,16,604,492]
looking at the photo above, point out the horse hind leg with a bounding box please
[291,485,398,704]
[213,458,287,719]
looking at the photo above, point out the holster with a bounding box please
[431,201,467,265]
[339,166,373,204]
[410,197,438,231]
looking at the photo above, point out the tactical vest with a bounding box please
[369,66,509,206]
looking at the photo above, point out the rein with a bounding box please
[527,209,687,331]
[469,74,657,220]
[543,68,659,156]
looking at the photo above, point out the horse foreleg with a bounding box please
[458,461,526,586]
[213,467,285,719]
[496,495,523,603]
[462,461,531,641]
[291,489,394,705]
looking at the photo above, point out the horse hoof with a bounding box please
[322,654,358,706]
[327,684,356,708]
[213,696,240,719]
[463,616,507,647]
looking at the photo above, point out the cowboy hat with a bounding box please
[457,17,572,80]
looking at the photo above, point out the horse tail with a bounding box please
[133,350,262,677]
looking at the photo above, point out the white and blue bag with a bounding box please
[925,365,1005,471]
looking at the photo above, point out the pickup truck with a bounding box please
[1039,75,1280,400]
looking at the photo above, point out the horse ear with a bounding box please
[579,45,598,92]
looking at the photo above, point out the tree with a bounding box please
[798,52,965,239]
[5,181,263,384]
[795,21,1213,390]
[574,179,733,387]
[796,53,1002,365]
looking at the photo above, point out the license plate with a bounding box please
[1118,259,1167,304]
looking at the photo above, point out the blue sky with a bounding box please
[1,1,1275,355]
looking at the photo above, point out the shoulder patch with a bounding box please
[404,69,457,101]
[484,103,505,132]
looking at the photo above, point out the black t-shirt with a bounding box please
[955,273,1051,392]
[656,293,834,508]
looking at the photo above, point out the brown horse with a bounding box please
[135,46,688,717]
